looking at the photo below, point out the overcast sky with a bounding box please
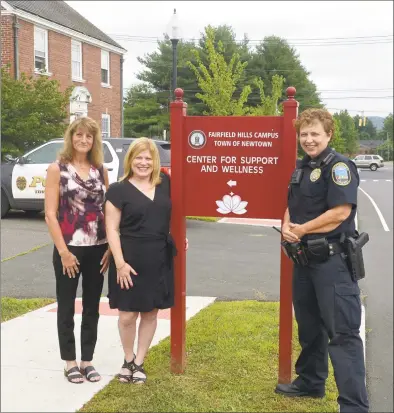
[66,0,393,118]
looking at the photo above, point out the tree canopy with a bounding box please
[1,68,71,159]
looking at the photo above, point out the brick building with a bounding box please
[1,0,127,137]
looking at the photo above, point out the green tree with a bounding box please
[334,110,358,156]
[247,74,285,116]
[1,68,71,159]
[247,36,322,112]
[359,131,371,140]
[330,117,346,153]
[136,36,206,115]
[123,84,169,138]
[354,115,377,139]
[135,27,321,117]
[187,25,252,115]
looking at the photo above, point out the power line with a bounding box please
[123,87,394,99]
[112,37,393,47]
[109,33,393,41]
[123,87,393,93]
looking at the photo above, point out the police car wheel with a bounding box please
[1,190,10,218]
[370,164,378,171]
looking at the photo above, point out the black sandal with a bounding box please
[64,366,84,384]
[117,355,135,383]
[80,365,101,382]
[132,361,147,384]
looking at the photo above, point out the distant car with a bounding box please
[352,154,384,171]
[1,137,171,218]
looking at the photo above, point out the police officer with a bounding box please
[275,108,369,413]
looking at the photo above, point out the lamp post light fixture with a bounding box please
[168,8,180,100]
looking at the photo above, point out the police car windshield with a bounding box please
[120,143,171,164]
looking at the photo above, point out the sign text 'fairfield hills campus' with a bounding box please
[183,116,289,219]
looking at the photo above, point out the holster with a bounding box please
[341,232,369,281]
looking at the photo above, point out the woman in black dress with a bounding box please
[105,137,187,384]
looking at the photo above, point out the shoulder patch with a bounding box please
[332,162,351,186]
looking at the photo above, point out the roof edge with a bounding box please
[1,1,127,54]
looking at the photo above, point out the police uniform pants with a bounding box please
[292,253,369,413]
[53,244,107,361]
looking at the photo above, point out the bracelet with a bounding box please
[116,262,126,270]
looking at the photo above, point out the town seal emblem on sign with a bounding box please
[310,168,321,182]
[16,176,27,191]
[188,130,207,149]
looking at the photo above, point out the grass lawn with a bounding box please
[79,301,338,412]
[1,297,56,322]
[187,216,219,222]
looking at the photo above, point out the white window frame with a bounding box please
[34,26,49,74]
[101,50,110,86]
[102,114,111,138]
[71,39,83,81]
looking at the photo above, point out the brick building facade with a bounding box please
[1,0,126,137]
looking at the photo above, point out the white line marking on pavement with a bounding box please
[358,187,390,231]
[359,179,391,182]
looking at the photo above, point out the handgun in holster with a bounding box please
[281,240,309,266]
[340,231,369,281]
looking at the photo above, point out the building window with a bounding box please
[34,27,48,72]
[71,40,82,80]
[102,114,111,138]
[101,50,110,85]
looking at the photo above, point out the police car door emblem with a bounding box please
[310,168,321,182]
[332,162,351,186]
[16,176,27,191]
[188,130,206,149]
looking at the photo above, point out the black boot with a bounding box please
[275,382,325,398]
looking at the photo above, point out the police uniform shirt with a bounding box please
[287,147,359,241]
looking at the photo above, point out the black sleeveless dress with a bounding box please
[105,173,177,312]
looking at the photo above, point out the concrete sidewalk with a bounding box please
[1,296,216,413]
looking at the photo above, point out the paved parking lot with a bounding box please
[1,212,282,301]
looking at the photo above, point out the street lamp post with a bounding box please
[168,9,180,100]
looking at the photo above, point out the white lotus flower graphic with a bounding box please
[216,194,248,215]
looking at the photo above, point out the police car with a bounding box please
[1,138,171,218]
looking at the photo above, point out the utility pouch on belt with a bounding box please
[342,232,369,281]
[306,238,330,263]
[281,241,309,267]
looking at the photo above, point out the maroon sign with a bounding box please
[170,87,299,384]
[183,116,287,219]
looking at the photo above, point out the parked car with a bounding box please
[1,137,171,218]
[352,154,384,171]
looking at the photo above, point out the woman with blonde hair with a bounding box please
[105,137,187,384]
[45,117,111,383]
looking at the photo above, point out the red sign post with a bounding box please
[170,87,299,383]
